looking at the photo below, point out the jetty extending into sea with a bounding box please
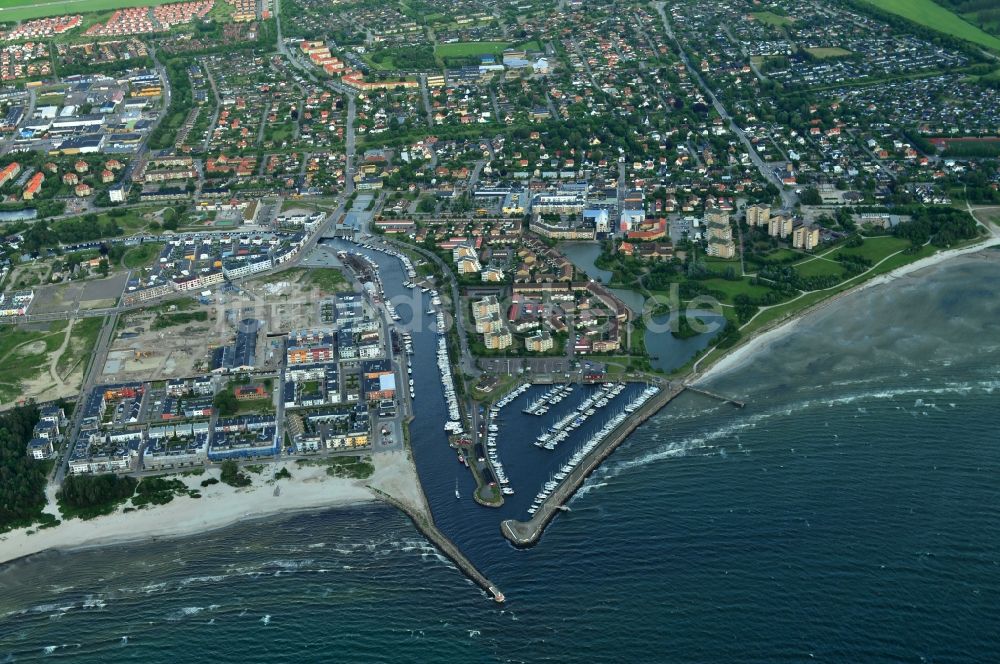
[372,487,505,603]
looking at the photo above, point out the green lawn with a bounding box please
[694,243,941,372]
[751,11,793,27]
[861,0,1000,51]
[830,236,911,262]
[792,236,911,279]
[122,242,164,269]
[793,257,845,279]
[264,123,296,145]
[696,278,776,303]
[236,397,274,415]
[434,41,511,58]
[805,47,852,59]
[751,248,800,264]
[0,0,179,21]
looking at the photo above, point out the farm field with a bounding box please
[0,0,179,22]
[861,0,1000,51]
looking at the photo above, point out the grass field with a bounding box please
[0,0,178,22]
[829,235,911,262]
[751,11,793,27]
[434,41,511,59]
[54,316,101,378]
[122,242,163,269]
[805,47,853,59]
[792,236,910,279]
[697,278,776,303]
[861,0,1000,52]
[304,267,349,292]
[793,256,844,279]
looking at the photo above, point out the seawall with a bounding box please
[372,488,505,603]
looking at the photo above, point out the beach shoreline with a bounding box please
[694,237,1000,384]
[0,464,378,567]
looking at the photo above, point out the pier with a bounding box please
[500,382,686,548]
[371,488,505,603]
[683,385,746,408]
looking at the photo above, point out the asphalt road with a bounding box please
[653,2,796,210]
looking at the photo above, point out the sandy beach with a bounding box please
[0,464,377,566]
[696,237,1000,383]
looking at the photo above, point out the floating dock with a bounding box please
[501,382,686,548]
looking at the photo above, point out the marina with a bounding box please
[527,385,659,515]
[533,382,627,450]
[522,384,574,416]
[502,382,686,548]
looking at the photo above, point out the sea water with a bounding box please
[1,251,999,662]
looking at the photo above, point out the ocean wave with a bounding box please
[264,559,315,570]
[178,574,228,587]
[167,606,211,621]
[595,378,999,484]
[42,644,80,655]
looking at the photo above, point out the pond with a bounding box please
[644,309,727,373]
[0,208,37,222]
[560,241,611,282]
[559,241,645,313]
[560,241,722,371]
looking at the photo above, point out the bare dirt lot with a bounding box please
[105,301,222,381]
[29,273,129,314]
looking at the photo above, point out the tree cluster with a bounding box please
[0,405,47,532]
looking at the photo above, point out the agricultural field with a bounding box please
[0,0,178,22]
[861,0,1000,51]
